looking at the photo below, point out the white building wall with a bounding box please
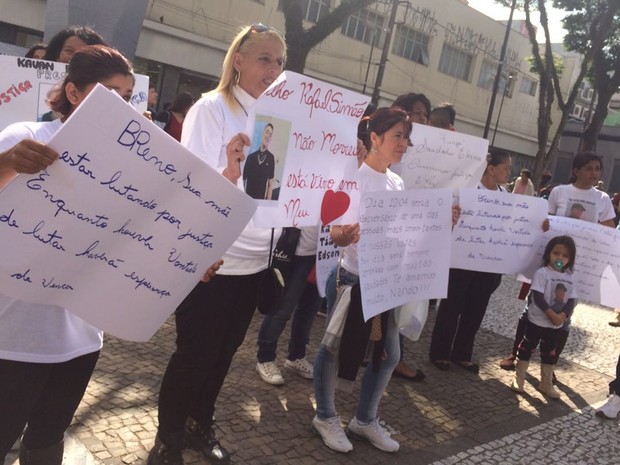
[2,0,570,160]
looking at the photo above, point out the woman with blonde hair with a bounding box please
[148,23,286,465]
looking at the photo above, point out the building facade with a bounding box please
[0,0,593,180]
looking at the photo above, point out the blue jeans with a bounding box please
[313,266,400,423]
[257,255,321,363]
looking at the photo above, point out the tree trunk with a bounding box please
[282,0,377,73]
[579,90,611,152]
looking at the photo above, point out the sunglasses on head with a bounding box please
[239,23,284,48]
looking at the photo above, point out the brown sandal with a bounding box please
[499,355,516,371]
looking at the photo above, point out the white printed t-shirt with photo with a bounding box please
[527,266,578,329]
[548,184,615,224]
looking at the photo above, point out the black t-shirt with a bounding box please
[243,149,275,199]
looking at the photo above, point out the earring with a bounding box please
[235,71,241,85]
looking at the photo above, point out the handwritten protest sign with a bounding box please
[357,188,452,321]
[451,188,547,274]
[247,71,369,227]
[0,85,256,341]
[0,55,148,131]
[316,224,340,298]
[396,124,488,190]
[519,216,620,308]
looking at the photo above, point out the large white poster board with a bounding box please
[357,188,452,321]
[0,55,149,131]
[397,124,488,190]
[520,216,620,308]
[450,188,548,274]
[247,71,369,227]
[0,85,256,341]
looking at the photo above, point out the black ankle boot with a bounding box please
[147,433,183,465]
[19,440,64,465]
[184,417,230,464]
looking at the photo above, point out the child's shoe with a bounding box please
[538,364,561,399]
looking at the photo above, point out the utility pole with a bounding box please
[371,0,400,107]
[483,0,517,140]
[362,27,378,95]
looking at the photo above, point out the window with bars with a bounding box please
[340,8,384,47]
[477,61,496,90]
[438,44,472,81]
[519,77,537,96]
[277,0,331,23]
[392,24,429,65]
[477,61,514,97]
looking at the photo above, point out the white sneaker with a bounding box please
[347,417,399,452]
[596,393,620,419]
[285,357,313,379]
[256,362,284,385]
[312,415,353,453]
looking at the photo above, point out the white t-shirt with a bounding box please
[182,86,273,275]
[296,226,318,257]
[342,163,404,275]
[0,120,103,363]
[548,184,615,224]
[527,266,577,329]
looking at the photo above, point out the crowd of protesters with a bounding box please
[1,22,619,465]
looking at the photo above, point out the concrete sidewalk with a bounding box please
[7,276,620,464]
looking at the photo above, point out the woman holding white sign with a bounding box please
[148,24,286,465]
[429,150,511,373]
[0,45,134,465]
[312,107,411,454]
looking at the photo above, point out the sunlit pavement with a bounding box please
[7,276,619,465]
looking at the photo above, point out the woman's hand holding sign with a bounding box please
[0,139,58,188]
[223,132,250,183]
[200,259,224,283]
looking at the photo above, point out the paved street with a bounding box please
[7,276,620,465]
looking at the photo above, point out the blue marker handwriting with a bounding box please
[75,240,126,269]
[22,220,65,251]
[116,120,177,176]
[124,270,171,298]
[59,151,96,180]
[113,219,155,251]
[177,228,214,249]
[168,248,198,274]
[11,268,32,283]
[154,209,182,229]
[26,172,109,228]
[100,171,158,210]
[0,208,19,228]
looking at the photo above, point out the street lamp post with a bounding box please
[483,0,517,139]
[491,73,514,146]
[371,0,400,107]
[362,28,378,95]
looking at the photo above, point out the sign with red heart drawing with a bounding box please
[246,71,369,227]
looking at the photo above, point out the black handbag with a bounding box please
[256,227,301,315]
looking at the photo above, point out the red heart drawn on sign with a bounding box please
[321,189,351,225]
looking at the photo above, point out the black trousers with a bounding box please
[610,353,620,395]
[429,268,501,362]
[0,351,99,460]
[510,310,569,363]
[516,321,560,365]
[157,272,262,433]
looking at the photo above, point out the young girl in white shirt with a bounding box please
[510,235,577,399]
